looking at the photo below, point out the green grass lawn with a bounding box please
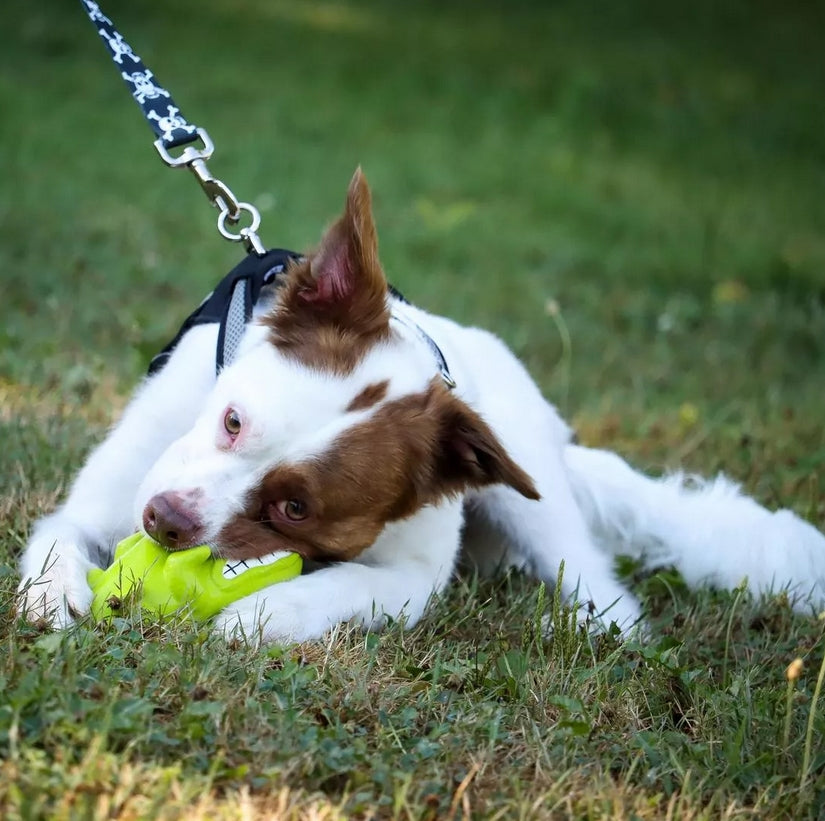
[2,0,825,817]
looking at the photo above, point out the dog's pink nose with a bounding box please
[143,492,204,550]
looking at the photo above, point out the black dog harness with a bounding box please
[148,248,300,376]
[148,251,456,388]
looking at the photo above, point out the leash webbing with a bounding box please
[78,0,281,372]
[79,0,199,149]
[78,0,266,257]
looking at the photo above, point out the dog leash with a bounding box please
[78,0,456,389]
[78,0,301,375]
[79,0,264,256]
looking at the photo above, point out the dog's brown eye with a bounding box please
[224,408,242,436]
[276,499,308,521]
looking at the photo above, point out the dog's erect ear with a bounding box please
[279,168,389,332]
[307,167,384,304]
[423,382,540,502]
[268,169,392,371]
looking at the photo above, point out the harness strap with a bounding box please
[389,303,456,389]
[79,1,200,149]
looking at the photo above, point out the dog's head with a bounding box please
[135,169,538,562]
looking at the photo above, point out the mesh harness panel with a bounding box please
[148,248,301,376]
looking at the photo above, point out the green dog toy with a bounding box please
[87,533,302,621]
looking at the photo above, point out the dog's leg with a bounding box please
[460,499,529,576]
[565,444,825,610]
[214,501,464,644]
[19,324,219,626]
[475,478,643,632]
[450,332,642,631]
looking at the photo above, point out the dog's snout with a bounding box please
[143,492,204,550]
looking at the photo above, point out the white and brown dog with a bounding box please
[19,170,825,642]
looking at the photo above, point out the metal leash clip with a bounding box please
[80,0,267,256]
[155,129,265,255]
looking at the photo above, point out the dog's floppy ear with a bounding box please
[422,381,540,502]
[278,167,389,334]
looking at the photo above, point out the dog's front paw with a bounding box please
[213,597,270,646]
[213,580,346,646]
[19,563,94,628]
[213,594,306,646]
[18,539,96,628]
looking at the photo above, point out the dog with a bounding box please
[19,168,825,643]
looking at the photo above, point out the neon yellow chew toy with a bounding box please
[87,532,302,621]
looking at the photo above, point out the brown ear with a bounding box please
[278,168,389,332]
[425,382,540,502]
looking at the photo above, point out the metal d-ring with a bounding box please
[217,202,262,244]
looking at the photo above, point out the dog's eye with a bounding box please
[224,408,242,436]
[276,499,308,522]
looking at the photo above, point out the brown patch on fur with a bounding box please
[264,168,391,375]
[215,379,539,562]
[346,380,389,412]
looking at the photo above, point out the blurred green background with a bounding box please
[1,0,824,488]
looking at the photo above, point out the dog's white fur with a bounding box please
[19,175,825,642]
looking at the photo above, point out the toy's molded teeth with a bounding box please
[222,551,294,578]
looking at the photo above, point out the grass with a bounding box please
[2,0,825,816]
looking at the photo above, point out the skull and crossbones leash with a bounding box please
[77,1,456,389]
[78,0,300,375]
